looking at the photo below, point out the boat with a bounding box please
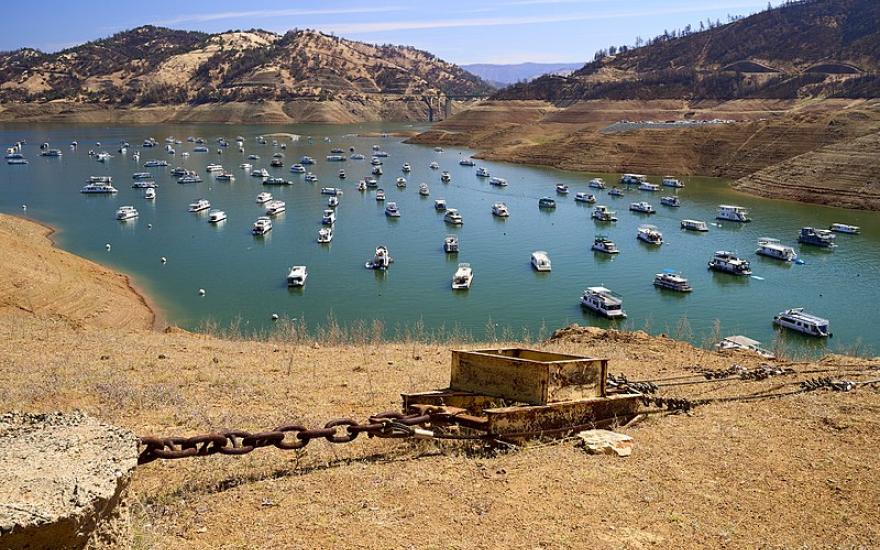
[374,151,389,158]
[402,163,412,172]
[270,158,284,168]
[429,161,440,170]
[207,209,227,223]
[444,235,459,253]
[376,189,386,201]
[178,175,202,184]
[252,217,272,236]
[87,176,113,183]
[444,209,463,225]
[491,202,510,217]
[338,169,346,179]
[328,196,339,208]
[305,173,319,183]
[287,266,308,287]
[326,155,346,162]
[256,192,272,204]
[350,153,365,160]
[385,202,401,217]
[240,163,253,171]
[143,139,158,148]
[637,224,663,245]
[115,206,138,221]
[188,199,211,212]
[773,308,831,337]
[797,227,837,248]
[330,148,344,154]
[638,181,660,192]
[365,177,378,188]
[608,187,624,197]
[321,187,342,196]
[629,201,655,214]
[662,176,684,188]
[591,236,619,254]
[530,251,552,272]
[419,183,430,196]
[434,199,447,211]
[459,158,475,166]
[476,167,490,177]
[263,177,292,186]
[716,205,751,223]
[588,178,606,189]
[434,147,443,153]
[756,238,798,262]
[290,164,306,173]
[143,160,167,167]
[193,146,209,153]
[317,227,333,243]
[653,271,693,292]
[322,209,336,225]
[96,152,113,163]
[251,168,270,178]
[829,223,860,234]
[538,197,556,209]
[708,251,751,275]
[441,171,452,182]
[365,246,393,270]
[555,184,570,195]
[7,157,29,165]
[575,192,597,203]
[620,174,647,185]
[171,167,188,176]
[40,149,63,157]
[716,335,776,359]
[132,172,152,180]
[247,154,260,161]
[371,166,383,176]
[451,263,474,290]
[660,196,681,207]
[371,157,383,166]
[81,182,118,194]
[131,181,157,189]
[206,163,224,172]
[592,205,617,222]
[396,177,407,188]
[580,287,626,319]
[215,172,235,182]
[489,177,508,187]
[681,219,709,232]
[265,200,286,216]
[300,156,315,165]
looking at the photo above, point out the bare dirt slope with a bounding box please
[0,216,878,548]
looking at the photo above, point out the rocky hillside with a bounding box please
[0,26,492,105]
[495,0,879,101]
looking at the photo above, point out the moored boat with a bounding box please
[491,202,510,217]
[252,216,272,235]
[575,192,597,203]
[443,235,459,253]
[717,204,751,222]
[444,208,463,225]
[653,271,693,292]
[629,201,655,214]
[580,287,626,318]
[829,223,860,234]
[681,219,709,232]
[637,224,663,245]
[530,251,551,272]
[592,205,617,222]
[188,199,211,212]
[451,263,474,290]
[287,266,308,287]
[756,238,798,262]
[708,251,751,275]
[773,308,831,337]
[797,227,836,248]
[591,236,619,254]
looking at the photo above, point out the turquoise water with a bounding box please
[1,122,878,355]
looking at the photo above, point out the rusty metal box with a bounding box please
[450,348,607,405]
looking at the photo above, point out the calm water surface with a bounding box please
[1,122,878,355]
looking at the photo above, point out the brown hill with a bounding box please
[495,0,879,101]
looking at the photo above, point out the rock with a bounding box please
[577,429,634,457]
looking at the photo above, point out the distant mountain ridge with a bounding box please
[495,0,879,101]
[461,63,583,87]
[0,26,493,105]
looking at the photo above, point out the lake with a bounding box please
[1,122,878,356]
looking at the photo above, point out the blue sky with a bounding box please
[1,0,776,64]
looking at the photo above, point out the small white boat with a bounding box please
[591,236,619,254]
[290,164,306,173]
[608,187,624,197]
[305,173,319,183]
[365,246,393,270]
[662,176,684,188]
[81,182,118,194]
[357,180,367,191]
[322,209,336,225]
[555,184,569,195]
[321,187,342,196]
[660,196,681,207]
[256,192,273,204]
[798,227,837,248]
[396,177,407,188]
[476,167,490,177]
[444,235,459,253]
[188,199,211,212]
[328,196,339,208]
[208,209,227,223]
[434,147,443,153]
[252,216,272,235]
[97,152,113,163]
[681,219,709,232]
[444,209,463,225]
[441,171,451,182]
[205,163,224,172]
[829,223,860,234]
[434,199,447,211]
[638,181,660,192]
[756,238,798,262]
[264,177,291,186]
[115,206,138,220]
[326,155,345,162]
[716,335,776,359]
[451,263,474,290]
[492,202,510,217]
[530,251,551,272]
[287,266,308,287]
[371,166,383,176]
[629,201,655,214]
[317,226,333,243]
[575,192,597,203]
[708,251,751,275]
[588,178,606,189]
[402,163,412,172]
[131,181,157,189]
[144,188,156,200]
[142,159,166,167]
[459,158,476,166]
[538,197,556,209]
[216,172,235,182]
[338,169,346,179]
[653,271,692,292]
[376,189,386,201]
[265,200,286,216]
[620,173,647,185]
[87,176,113,184]
[251,168,270,178]
[365,177,378,188]
[580,287,626,318]
[178,174,202,184]
[429,161,440,170]
[773,308,831,337]
[489,177,508,187]
[419,183,430,196]
[385,202,400,217]
[637,224,663,245]
[592,205,617,222]
[300,156,315,165]
[240,163,253,171]
[717,204,751,223]
[132,172,152,180]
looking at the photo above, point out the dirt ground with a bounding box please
[1,215,879,549]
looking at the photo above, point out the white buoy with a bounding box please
[105,243,111,251]
[271,314,279,321]
[160,257,167,264]
[198,288,206,296]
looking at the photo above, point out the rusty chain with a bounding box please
[137,411,432,465]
